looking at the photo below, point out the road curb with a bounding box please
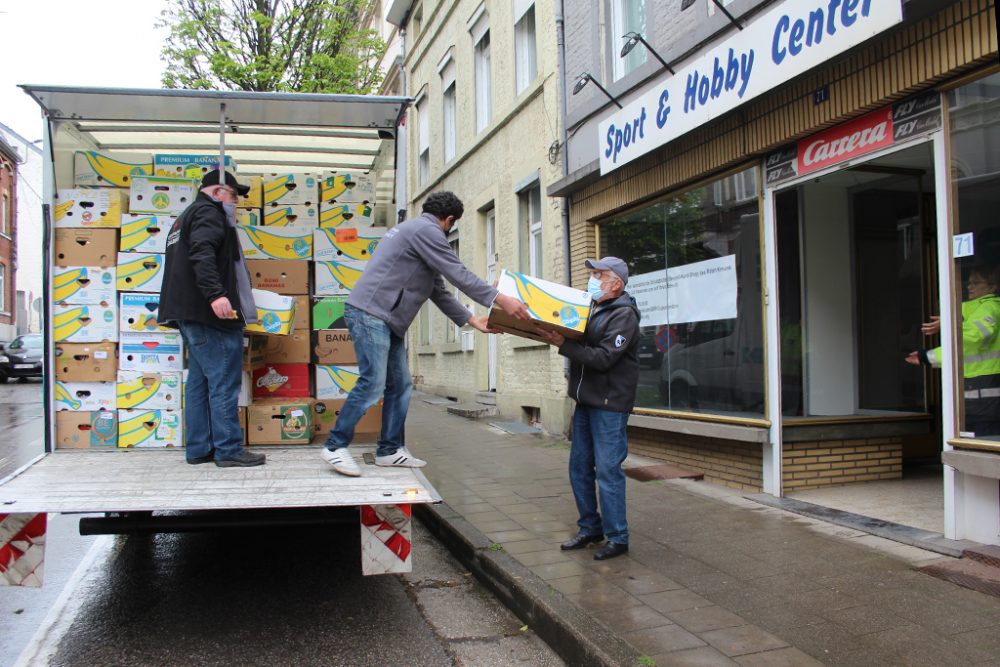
[415,502,643,667]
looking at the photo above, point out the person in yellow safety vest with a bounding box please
[907,265,1000,437]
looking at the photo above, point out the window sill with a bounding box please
[942,448,1000,479]
[628,412,769,444]
[440,342,463,354]
[416,345,436,356]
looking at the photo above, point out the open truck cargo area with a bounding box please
[0,86,433,586]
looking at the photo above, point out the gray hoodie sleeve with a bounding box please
[410,225,499,308]
[429,275,473,326]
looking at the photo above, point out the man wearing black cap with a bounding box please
[537,257,640,560]
[159,169,265,467]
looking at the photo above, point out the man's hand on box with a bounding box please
[496,293,531,321]
[468,315,501,334]
[536,328,565,347]
[211,296,236,320]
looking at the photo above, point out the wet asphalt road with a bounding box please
[0,379,45,480]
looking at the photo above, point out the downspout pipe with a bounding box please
[556,0,572,381]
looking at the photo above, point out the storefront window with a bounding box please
[949,71,1000,441]
[599,166,764,418]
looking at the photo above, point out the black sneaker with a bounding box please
[215,450,266,467]
[186,454,215,465]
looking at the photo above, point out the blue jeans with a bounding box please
[570,405,630,545]
[177,321,245,461]
[324,305,412,457]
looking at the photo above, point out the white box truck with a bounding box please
[0,86,432,587]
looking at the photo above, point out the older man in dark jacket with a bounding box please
[159,170,265,468]
[320,191,530,477]
[538,257,640,560]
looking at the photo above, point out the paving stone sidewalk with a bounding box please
[406,395,1000,666]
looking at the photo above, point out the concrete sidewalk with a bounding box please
[405,394,1000,666]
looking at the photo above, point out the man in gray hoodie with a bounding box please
[321,191,530,476]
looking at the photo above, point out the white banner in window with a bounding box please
[629,255,737,327]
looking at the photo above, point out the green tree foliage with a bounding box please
[159,0,387,93]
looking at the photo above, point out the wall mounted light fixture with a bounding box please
[572,73,623,109]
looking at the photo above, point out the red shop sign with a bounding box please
[797,108,894,176]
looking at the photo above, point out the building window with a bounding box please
[447,233,461,343]
[610,0,646,81]
[0,263,5,313]
[518,184,542,276]
[599,166,764,417]
[419,303,433,345]
[514,1,537,94]
[411,3,423,39]
[948,71,1000,442]
[416,96,430,187]
[1,193,7,236]
[470,10,492,133]
[440,59,457,163]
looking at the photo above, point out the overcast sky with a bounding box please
[0,0,167,142]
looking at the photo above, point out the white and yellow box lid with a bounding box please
[55,381,116,412]
[264,204,319,227]
[53,266,116,304]
[236,209,262,226]
[120,214,172,253]
[315,364,360,400]
[313,227,385,262]
[117,252,165,292]
[154,153,236,179]
[117,409,183,448]
[74,151,152,188]
[244,288,297,336]
[54,188,128,228]
[54,302,119,343]
[119,332,184,372]
[129,175,197,216]
[319,201,375,228]
[263,173,317,206]
[119,293,170,333]
[314,259,366,295]
[237,224,313,260]
[117,371,182,410]
[497,269,591,334]
[319,172,376,204]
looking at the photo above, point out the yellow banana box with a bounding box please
[53,302,119,343]
[119,332,184,372]
[264,204,319,227]
[243,288,297,336]
[117,409,183,448]
[314,259,366,295]
[119,293,170,333]
[117,252,165,292]
[54,188,128,228]
[247,399,313,445]
[116,371,182,410]
[313,227,385,262]
[129,175,198,216]
[55,410,118,449]
[53,266,116,304]
[119,214,172,253]
[315,364,360,400]
[54,381,116,412]
[74,151,153,188]
[238,175,264,208]
[489,269,591,341]
[236,209,262,226]
[153,153,237,179]
[263,173,318,206]
[319,201,375,228]
[318,172,377,204]
[237,224,313,260]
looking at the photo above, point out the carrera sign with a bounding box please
[798,108,894,175]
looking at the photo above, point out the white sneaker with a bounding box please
[375,447,427,468]
[321,447,361,477]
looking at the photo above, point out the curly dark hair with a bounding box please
[422,191,464,221]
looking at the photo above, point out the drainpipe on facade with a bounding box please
[556,0,572,382]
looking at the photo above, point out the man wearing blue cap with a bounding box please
[537,257,640,560]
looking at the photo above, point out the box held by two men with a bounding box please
[247,398,314,445]
[74,151,153,188]
[312,330,356,365]
[129,176,197,216]
[54,188,128,228]
[55,410,118,449]
[54,381,116,412]
[54,266,116,304]
[313,227,385,263]
[120,214,172,253]
[243,289,297,336]
[313,399,381,438]
[486,269,590,343]
[55,228,118,267]
[55,342,117,382]
[246,259,310,295]
[118,409,183,448]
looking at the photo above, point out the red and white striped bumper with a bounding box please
[0,513,46,587]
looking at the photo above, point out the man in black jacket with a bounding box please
[537,257,640,560]
[159,170,265,467]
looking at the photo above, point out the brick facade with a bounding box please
[782,440,904,491]
[628,427,763,491]
[0,139,17,334]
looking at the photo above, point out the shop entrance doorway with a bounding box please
[774,141,944,532]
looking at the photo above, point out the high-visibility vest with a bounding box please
[929,294,1000,378]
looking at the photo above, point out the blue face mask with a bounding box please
[587,276,605,301]
[222,202,237,224]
